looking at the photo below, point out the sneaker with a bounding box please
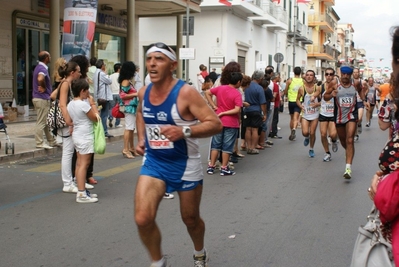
[150,258,168,267]
[277,127,281,130]
[332,141,338,153]
[115,125,123,128]
[265,140,274,145]
[220,166,236,176]
[163,193,174,199]
[303,137,310,146]
[85,183,94,189]
[289,129,296,141]
[105,134,114,138]
[366,122,370,127]
[354,135,359,143]
[309,150,315,158]
[271,135,282,139]
[76,191,98,203]
[86,190,98,198]
[343,168,352,179]
[36,143,53,149]
[230,156,238,163]
[207,165,215,175]
[358,123,362,134]
[63,184,78,193]
[323,153,331,162]
[108,119,113,128]
[194,249,209,267]
[264,144,272,148]
[327,136,332,145]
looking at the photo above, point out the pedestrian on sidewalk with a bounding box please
[108,63,122,128]
[32,51,57,149]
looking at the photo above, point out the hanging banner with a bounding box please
[62,0,98,61]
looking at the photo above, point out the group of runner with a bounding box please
[284,65,385,179]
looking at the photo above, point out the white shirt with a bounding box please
[67,99,93,141]
[134,72,143,92]
[110,72,120,95]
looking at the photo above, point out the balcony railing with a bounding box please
[307,44,336,59]
[308,12,336,32]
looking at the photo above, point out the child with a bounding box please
[67,78,99,203]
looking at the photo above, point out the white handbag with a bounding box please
[350,205,395,267]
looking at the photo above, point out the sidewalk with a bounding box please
[0,116,126,164]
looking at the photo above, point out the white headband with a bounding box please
[146,46,177,61]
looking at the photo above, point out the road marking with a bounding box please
[25,153,120,173]
[95,160,142,177]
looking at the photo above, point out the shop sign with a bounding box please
[17,19,49,30]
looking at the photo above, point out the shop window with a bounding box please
[94,33,125,75]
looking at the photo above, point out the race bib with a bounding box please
[306,106,316,114]
[339,97,353,107]
[326,103,334,113]
[146,124,174,149]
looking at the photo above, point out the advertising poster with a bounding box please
[62,0,98,60]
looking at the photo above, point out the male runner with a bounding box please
[365,77,377,127]
[324,66,366,179]
[319,68,338,162]
[296,70,320,158]
[285,66,304,141]
[134,42,222,267]
[352,68,367,142]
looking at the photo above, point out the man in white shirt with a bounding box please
[133,65,143,92]
[87,57,97,94]
[109,63,122,128]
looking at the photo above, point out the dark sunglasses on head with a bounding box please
[325,73,334,76]
[149,42,173,52]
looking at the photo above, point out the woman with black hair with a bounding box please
[118,61,139,159]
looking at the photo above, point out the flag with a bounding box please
[219,0,232,6]
[272,0,281,3]
[297,0,311,3]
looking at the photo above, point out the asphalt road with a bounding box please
[0,112,387,267]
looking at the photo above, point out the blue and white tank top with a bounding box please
[141,79,202,181]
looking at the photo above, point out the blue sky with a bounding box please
[333,0,399,69]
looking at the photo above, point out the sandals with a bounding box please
[256,145,265,150]
[122,150,135,159]
[129,149,140,157]
[87,177,98,185]
[247,148,260,154]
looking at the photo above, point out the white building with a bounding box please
[139,0,313,87]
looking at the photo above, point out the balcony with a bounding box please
[308,12,335,33]
[201,0,287,31]
[307,44,337,61]
[321,0,335,6]
[287,21,313,45]
[250,1,288,31]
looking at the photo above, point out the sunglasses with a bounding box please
[325,73,334,76]
[149,42,173,52]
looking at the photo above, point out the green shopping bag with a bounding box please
[94,115,106,154]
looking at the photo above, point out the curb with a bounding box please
[0,135,124,164]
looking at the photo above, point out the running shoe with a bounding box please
[323,153,331,162]
[309,150,315,158]
[194,249,209,267]
[303,137,310,146]
[366,122,370,127]
[207,165,215,175]
[358,123,362,134]
[76,191,98,203]
[354,135,359,143]
[289,129,296,141]
[332,141,338,153]
[343,168,352,179]
[163,193,174,199]
[271,135,282,139]
[220,166,236,176]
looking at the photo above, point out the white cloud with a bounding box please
[334,0,399,68]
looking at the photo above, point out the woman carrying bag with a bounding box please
[119,61,139,159]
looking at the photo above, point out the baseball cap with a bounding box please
[340,66,353,75]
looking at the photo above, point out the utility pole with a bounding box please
[185,1,190,83]
[293,1,297,69]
